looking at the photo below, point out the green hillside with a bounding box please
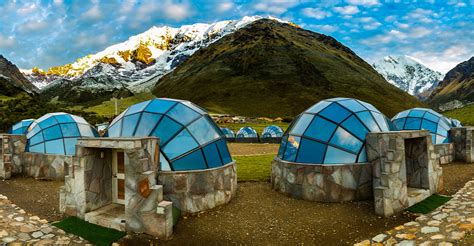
[444,104,474,126]
[153,19,423,118]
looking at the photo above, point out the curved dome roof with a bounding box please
[236,127,258,138]
[26,113,99,155]
[9,119,35,135]
[392,108,452,144]
[450,118,462,128]
[105,98,232,171]
[220,128,235,138]
[262,125,284,138]
[278,98,393,164]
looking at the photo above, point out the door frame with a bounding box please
[112,149,126,205]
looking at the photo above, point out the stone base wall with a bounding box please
[158,161,237,214]
[271,158,373,202]
[451,127,474,163]
[0,134,26,179]
[20,152,71,179]
[434,143,454,164]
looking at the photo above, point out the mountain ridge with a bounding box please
[0,55,38,96]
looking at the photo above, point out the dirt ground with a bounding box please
[1,163,473,245]
[228,143,280,156]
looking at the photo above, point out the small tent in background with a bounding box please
[235,126,259,143]
[220,127,235,142]
[261,125,284,143]
[9,119,35,135]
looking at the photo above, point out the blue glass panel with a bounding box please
[125,100,150,116]
[437,127,448,137]
[188,117,220,145]
[357,100,378,112]
[145,99,177,114]
[330,127,362,153]
[203,143,222,168]
[28,125,40,138]
[28,143,44,153]
[438,118,450,131]
[182,101,206,114]
[152,116,183,145]
[408,109,425,117]
[405,118,422,130]
[324,146,357,164]
[431,134,436,144]
[60,123,80,137]
[358,146,367,162]
[216,139,232,164]
[393,118,406,130]
[166,103,200,125]
[356,111,379,132]
[38,116,57,129]
[107,119,122,137]
[290,114,313,135]
[135,112,162,136]
[283,136,300,162]
[296,138,325,164]
[436,135,447,144]
[172,150,207,171]
[396,110,410,119]
[160,154,171,171]
[341,115,369,140]
[64,138,78,155]
[71,115,88,124]
[372,112,389,131]
[421,119,437,134]
[304,116,337,142]
[55,114,74,123]
[306,101,330,114]
[163,129,199,160]
[277,135,288,159]
[121,113,141,137]
[319,103,351,123]
[43,125,62,141]
[338,99,366,112]
[78,124,97,137]
[424,112,439,123]
[29,132,44,145]
[45,139,65,155]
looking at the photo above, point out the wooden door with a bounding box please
[112,150,125,205]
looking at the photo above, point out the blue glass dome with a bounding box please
[220,128,235,138]
[450,118,462,127]
[262,125,284,138]
[26,113,99,155]
[106,98,232,171]
[236,127,258,138]
[392,108,452,144]
[278,98,392,164]
[9,119,35,135]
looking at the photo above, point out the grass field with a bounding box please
[406,194,452,214]
[444,103,474,126]
[234,154,274,182]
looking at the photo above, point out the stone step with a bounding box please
[407,187,430,206]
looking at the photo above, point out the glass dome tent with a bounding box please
[450,118,462,128]
[26,113,99,155]
[236,127,258,138]
[262,125,284,138]
[391,108,452,144]
[9,119,35,135]
[220,127,235,138]
[105,98,232,171]
[278,98,393,164]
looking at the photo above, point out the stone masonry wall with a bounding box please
[271,158,373,202]
[451,127,474,163]
[20,152,71,180]
[158,161,237,215]
[434,143,454,165]
[0,134,26,179]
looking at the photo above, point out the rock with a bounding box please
[430,234,445,240]
[14,216,24,222]
[2,237,16,243]
[395,234,416,240]
[0,230,8,237]
[31,231,44,238]
[459,223,474,231]
[372,233,387,242]
[354,239,371,246]
[17,232,31,241]
[41,227,53,234]
[449,231,465,240]
[397,241,415,246]
[427,220,441,226]
[421,226,439,234]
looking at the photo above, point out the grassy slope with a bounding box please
[153,19,423,118]
[234,154,274,182]
[444,103,474,126]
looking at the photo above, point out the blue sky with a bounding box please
[0,0,472,73]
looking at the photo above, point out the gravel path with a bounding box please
[0,194,87,244]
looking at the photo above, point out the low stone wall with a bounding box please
[451,127,473,163]
[271,158,373,202]
[158,161,237,214]
[0,134,26,179]
[20,152,71,179]
[234,138,259,143]
[261,137,282,144]
[434,143,454,164]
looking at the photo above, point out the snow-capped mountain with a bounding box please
[372,55,443,97]
[23,16,285,93]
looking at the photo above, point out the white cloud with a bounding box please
[254,0,298,15]
[346,0,380,7]
[361,29,407,45]
[309,24,338,33]
[17,20,48,33]
[363,21,381,30]
[217,2,234,12]
[119,0,137,14]
[75,33,108,48]
[0,35,16,48]
[410,27,431,38]
[333,5,360,15]
[302,8,332,19]
[17,3,38,15]
[395,22,409,29]
[53,0,63,5]
[82,5,102,20]
[411,45,471,73]
[162,1,192,21]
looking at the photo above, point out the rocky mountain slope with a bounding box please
[153,19,423,117]
[372,55,443,98]
[23,16,281,96]
[0,55,37,96]
[429,57,474,111]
